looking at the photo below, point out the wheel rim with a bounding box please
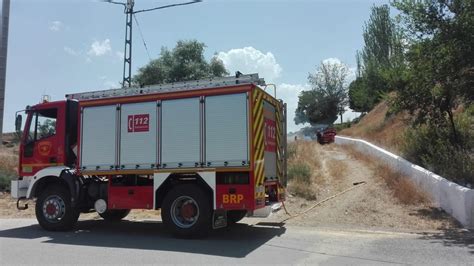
[42,195,66,223]
[170,196,200,229]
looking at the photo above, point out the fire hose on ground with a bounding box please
[279,181,367,223]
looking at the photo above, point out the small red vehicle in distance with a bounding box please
[316,127,336,144]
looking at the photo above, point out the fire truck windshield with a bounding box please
[25,109,57,144]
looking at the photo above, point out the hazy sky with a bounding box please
[4,0,390,132]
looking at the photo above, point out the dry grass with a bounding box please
[343,144,430,206]
[343,144,373,163]
[373,164,430,205]
[288,141,321,170]
[289,181,317,200]
[341,100,409,153]
[326,159,348,181]
[0,134,19,172]
[286,141,322,200]
[0,144,19,190]
[0,148,18,173]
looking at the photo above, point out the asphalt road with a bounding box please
[0,219,472,265]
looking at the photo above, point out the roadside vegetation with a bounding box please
[341,1,473,187]
[0,150,16,190]
[292,1,472,187]
[0,135,18,191]
[341,99,408,153]
[344,144,430,206]
[402,106,473,186]
[286,141,322,200]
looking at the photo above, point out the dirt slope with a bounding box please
[270,142,458,232]
[340,101,409,152]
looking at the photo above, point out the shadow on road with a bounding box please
[418,228,474,254]
[0,219,286,258]
[409,207,474,254]
[410,207,459,225]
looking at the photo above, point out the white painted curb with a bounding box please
[335,135,474,229]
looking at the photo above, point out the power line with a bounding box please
[134,0,202,14]
[133,14,151,61]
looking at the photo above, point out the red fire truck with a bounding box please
[11,73,287,237]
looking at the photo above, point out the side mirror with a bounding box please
[15,114,22,132]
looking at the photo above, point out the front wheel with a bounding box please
[35,184,80,231]
[161,184,212,238]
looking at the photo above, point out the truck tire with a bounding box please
[161,184,211,238]
[99,209,130,221]
[35,184,80,231]
[227,210,247,224]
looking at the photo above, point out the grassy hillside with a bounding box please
[340,101,409,153]
[340,102,473,187]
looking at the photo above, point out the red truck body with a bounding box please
[11,74,287,237]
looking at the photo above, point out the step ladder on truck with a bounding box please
[10,73,287,237]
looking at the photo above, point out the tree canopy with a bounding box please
[133,40,228,86]
[295,60,349,125]
[391,0,474,142]
[348,4,404,112]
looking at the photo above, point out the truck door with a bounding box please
[20,102,66,176]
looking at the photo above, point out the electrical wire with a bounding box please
[133,14,152,61]
[133,0,201,14]
[102,0,125,6]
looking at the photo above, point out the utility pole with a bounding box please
[123,0,133,88]
[105,0,201,88]
[0,0,10,141]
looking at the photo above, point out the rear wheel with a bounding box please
[161,184,211,238]
[227,210,247,224]
[99,209,130,221]
[35,184,80,231]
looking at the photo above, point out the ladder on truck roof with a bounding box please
[66,73,265,101]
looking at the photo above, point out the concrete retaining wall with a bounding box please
[335,135,474,229]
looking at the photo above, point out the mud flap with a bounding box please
[212,209,227,229]
[60,170,81,207]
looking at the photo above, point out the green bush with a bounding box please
[287,161,316,200]
[402,108,473,186]
[288,162,312,184]
[334,122,351,131]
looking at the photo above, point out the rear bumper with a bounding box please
[11,179,30,199]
